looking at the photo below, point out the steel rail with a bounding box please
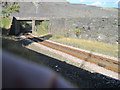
[24,33,120,74]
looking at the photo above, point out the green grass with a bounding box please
[33,21,49,36]
[0,17,12,29]
[50,35,62,39]
[50,37,118,58]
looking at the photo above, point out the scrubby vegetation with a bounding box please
[0,17,12,29]
[31,20,118,58]
[33,21,49,36]
[0,17,12,35]
[74,27,82,38]
[0,2,20,17]
[50,37,118,58]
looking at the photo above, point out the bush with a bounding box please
[0,17,12,35]
[74,28,82,38]
[0,18,12,29]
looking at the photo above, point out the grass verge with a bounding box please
[0,17,12,29]
[32,20,49,36]
[50,37,118,58]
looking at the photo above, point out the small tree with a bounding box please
[7,5,20,14]
[0,4,20,17]
[1,2,18,9]
[6,5,20,17]
[0,10,7,17]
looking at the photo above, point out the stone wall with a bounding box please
[49,17,118,44]
[9,17,16,35]
[9,17,22,35]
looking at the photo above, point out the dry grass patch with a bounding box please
[50,37,118,58]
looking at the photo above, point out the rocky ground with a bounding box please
[49,17,118,44]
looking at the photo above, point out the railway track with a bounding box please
[24,33,120,74]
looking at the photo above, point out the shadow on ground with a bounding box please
[1,28,10,35]
[18,33,52,46]
[40,34,52,40]
[2,37,120,88]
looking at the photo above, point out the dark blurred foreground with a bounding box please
[2,36,120,88]
[2,50,75,89]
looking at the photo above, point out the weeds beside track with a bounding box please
[24,33,120,74]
